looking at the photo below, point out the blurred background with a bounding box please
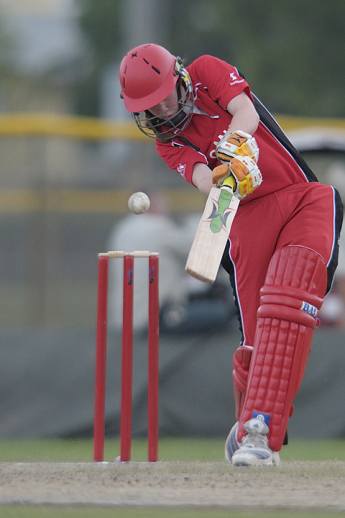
[0,0,345,451]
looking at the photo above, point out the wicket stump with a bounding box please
[93,250,159,462]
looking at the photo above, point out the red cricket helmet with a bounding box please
[119,43,178,112]
[119,43,194,142]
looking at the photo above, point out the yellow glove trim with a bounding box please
[223,175,236,190]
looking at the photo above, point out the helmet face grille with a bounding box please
[133,64,194,142]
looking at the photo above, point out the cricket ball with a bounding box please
[128,192,151,214]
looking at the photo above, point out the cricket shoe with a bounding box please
[224,421,240,463]
[231,415,280,467]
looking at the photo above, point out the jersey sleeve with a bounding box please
[190,55,251,110]
[155,139,208,185]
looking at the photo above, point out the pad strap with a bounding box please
[232,345,253,420]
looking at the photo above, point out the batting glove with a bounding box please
[216,130,259,163]
[212,156,262,199]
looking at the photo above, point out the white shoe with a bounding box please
[231,415,280,467]
[224,421,240,463]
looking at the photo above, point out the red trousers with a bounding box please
[224,182,340,345]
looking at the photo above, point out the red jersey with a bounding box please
[156,55,317,203]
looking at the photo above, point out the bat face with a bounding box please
[185,186,239,282]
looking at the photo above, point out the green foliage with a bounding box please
[170,0,345,117]
[73,0,123,115]
[75,0,345,117]
[0,13,14,74]
[76,0,123,67]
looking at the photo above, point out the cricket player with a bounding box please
[119,43,343,466]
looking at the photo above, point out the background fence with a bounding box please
[1,114,345,438]
[2,114,345,329]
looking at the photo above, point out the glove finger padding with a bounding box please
[212,156,262,199]
[216,130,259,163]
[228,156,250,181]
[229,156,262,199]
[212,164,237,191]
[212,163,230,185]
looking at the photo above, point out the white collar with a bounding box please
[192,105,219,119]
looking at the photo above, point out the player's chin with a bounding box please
[155,107,179,118]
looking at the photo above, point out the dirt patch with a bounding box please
[0,461,344,510]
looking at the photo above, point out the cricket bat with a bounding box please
[185,185,239,283]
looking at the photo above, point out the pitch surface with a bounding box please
[0,461,344,510]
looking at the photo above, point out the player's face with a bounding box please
[149,89,179,119]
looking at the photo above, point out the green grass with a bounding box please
[0,508,343,518]
[0,437,345,462]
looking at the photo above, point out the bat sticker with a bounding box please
[209,189,235,233]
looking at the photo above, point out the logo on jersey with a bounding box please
[210,130,228,160]
[177,163,186,177]
[229,70,244,86]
